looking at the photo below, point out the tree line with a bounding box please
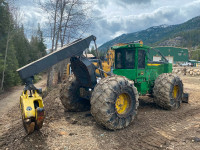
[0,0,46,91]
[176,29,200,61]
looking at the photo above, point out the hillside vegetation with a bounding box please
[99,16,200,52]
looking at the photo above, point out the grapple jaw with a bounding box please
[20,89,45,134]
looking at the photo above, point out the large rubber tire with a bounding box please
[90,76,139,130]
[153,73,183,110]
[60,75,90,111]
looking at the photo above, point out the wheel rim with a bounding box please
[173,85,179,99]
[115,93,131,115]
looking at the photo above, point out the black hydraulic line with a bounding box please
[93,39,105,78]
[17,35,96,80]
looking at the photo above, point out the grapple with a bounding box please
[20,90,45,134]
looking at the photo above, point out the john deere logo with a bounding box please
[26,106,32,111]
[141,72,144,75]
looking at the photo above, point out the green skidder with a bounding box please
[90,42,188,130]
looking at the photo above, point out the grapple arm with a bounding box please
[17,35,96,81]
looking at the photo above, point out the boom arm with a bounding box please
[17,35,96,81]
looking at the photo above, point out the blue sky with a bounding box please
[17,0,200,47]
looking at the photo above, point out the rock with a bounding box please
[71,119,78,124]
[69,133,77,136]
[59,131,67,136]
[194,69,199,72]
[192,137,200,142]
[189,71,193,75]
[64,146,68,150]
[172,128,176,131]
[66,116,71,120]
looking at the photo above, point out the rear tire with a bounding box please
[60,75,90,111]
[90,76,139,130]
[153,73,183,110]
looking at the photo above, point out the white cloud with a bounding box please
[91,0,200,45]
[17,0,200,47]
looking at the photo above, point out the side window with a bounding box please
[125,50,135,69]
[116,51,122,69]
[138,50,146,69]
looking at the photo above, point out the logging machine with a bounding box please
[17,35,188,134]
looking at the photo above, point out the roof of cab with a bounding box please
[111,43,150,50]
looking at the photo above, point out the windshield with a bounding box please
[115,49,135,69]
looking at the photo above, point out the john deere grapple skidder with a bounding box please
[17,35,188,134]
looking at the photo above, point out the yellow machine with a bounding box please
[20,89,45,134]
[93,49,115,77]
[66,49,115,77]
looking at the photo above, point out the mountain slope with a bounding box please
[98,16,200,51]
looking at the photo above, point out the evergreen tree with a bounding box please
[30,24,46,61]
[0,0,47,90]
[4,43,20,87]
[13,25,31,67]
[37,24,46,57]
[0,0,20,90]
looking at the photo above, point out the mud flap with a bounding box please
[182,93,189,103]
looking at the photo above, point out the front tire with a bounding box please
[153,73,183,110]
[90,76,139,130]
[60,75,90,111]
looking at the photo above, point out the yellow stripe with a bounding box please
[147,64,161,66]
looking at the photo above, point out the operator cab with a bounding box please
[111,42,149,70]
[112,42,168,71]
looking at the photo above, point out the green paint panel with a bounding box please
[113,69,137,80]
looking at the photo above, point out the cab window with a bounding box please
[116,51,122,69]
[125,50,135,69]
[115,49,135,69]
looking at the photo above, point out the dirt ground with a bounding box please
[0,74,200,150]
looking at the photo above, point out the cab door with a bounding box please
[137,49,146,80]
[136,49,148,95]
